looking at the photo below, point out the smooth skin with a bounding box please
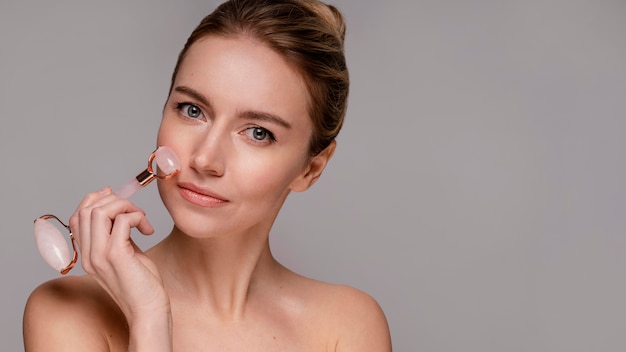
[23,35,391,351]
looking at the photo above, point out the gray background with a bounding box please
[2,0,626,351]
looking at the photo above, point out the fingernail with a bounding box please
[98,186,111,195]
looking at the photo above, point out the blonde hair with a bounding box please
[169,0,349,155]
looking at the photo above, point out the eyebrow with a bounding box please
[174,86,212,108]
[239,110,292,129]
[173,85,292,129]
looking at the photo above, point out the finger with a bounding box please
[77,193,119,270]
[70,186,112,223]
[88,199,148,260]
[77,206,94,272]
[69,186,112,247]
[74,191,130,272]
[86,206,113,268]
[80,186,113,209]
[108,212,154,257]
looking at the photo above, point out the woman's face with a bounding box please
[157,35,326,239]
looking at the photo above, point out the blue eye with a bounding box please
[176,103,203,119]
[245,127,276,143]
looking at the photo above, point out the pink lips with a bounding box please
[178,182,228,208]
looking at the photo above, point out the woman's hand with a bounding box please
[68,187,172,351]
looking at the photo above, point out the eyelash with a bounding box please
[173,101,277,144]
[175,102,204,120]
[244,126,277,144]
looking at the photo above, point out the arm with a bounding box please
[128,313,173,352]
[70,187,173,352]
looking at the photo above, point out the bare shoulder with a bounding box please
[23,275,128,352]
[287,273,392,352]
[322,283,391,352]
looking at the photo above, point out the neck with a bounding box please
[149,225,279,321]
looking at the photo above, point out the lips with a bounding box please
[178,182,229,208]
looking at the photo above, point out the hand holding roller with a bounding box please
[33,146,180,274]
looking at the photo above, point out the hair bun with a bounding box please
[303,1,346,42]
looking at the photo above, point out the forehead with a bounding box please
[174,35,311,126]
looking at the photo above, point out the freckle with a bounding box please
[273,336,277,340]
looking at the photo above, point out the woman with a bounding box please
[23,0,391,350]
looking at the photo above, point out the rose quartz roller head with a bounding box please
[33,215,76,274]
[114,146,180,198]
[34,146,180,274]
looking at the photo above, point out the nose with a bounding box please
[189,128,228,177]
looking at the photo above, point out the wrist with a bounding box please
[128,309,172,352]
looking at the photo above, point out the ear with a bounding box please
[290,140,336,192]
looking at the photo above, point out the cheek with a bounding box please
[235,152,304,200]
[156,117,191,166]
[156,117,174,148]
